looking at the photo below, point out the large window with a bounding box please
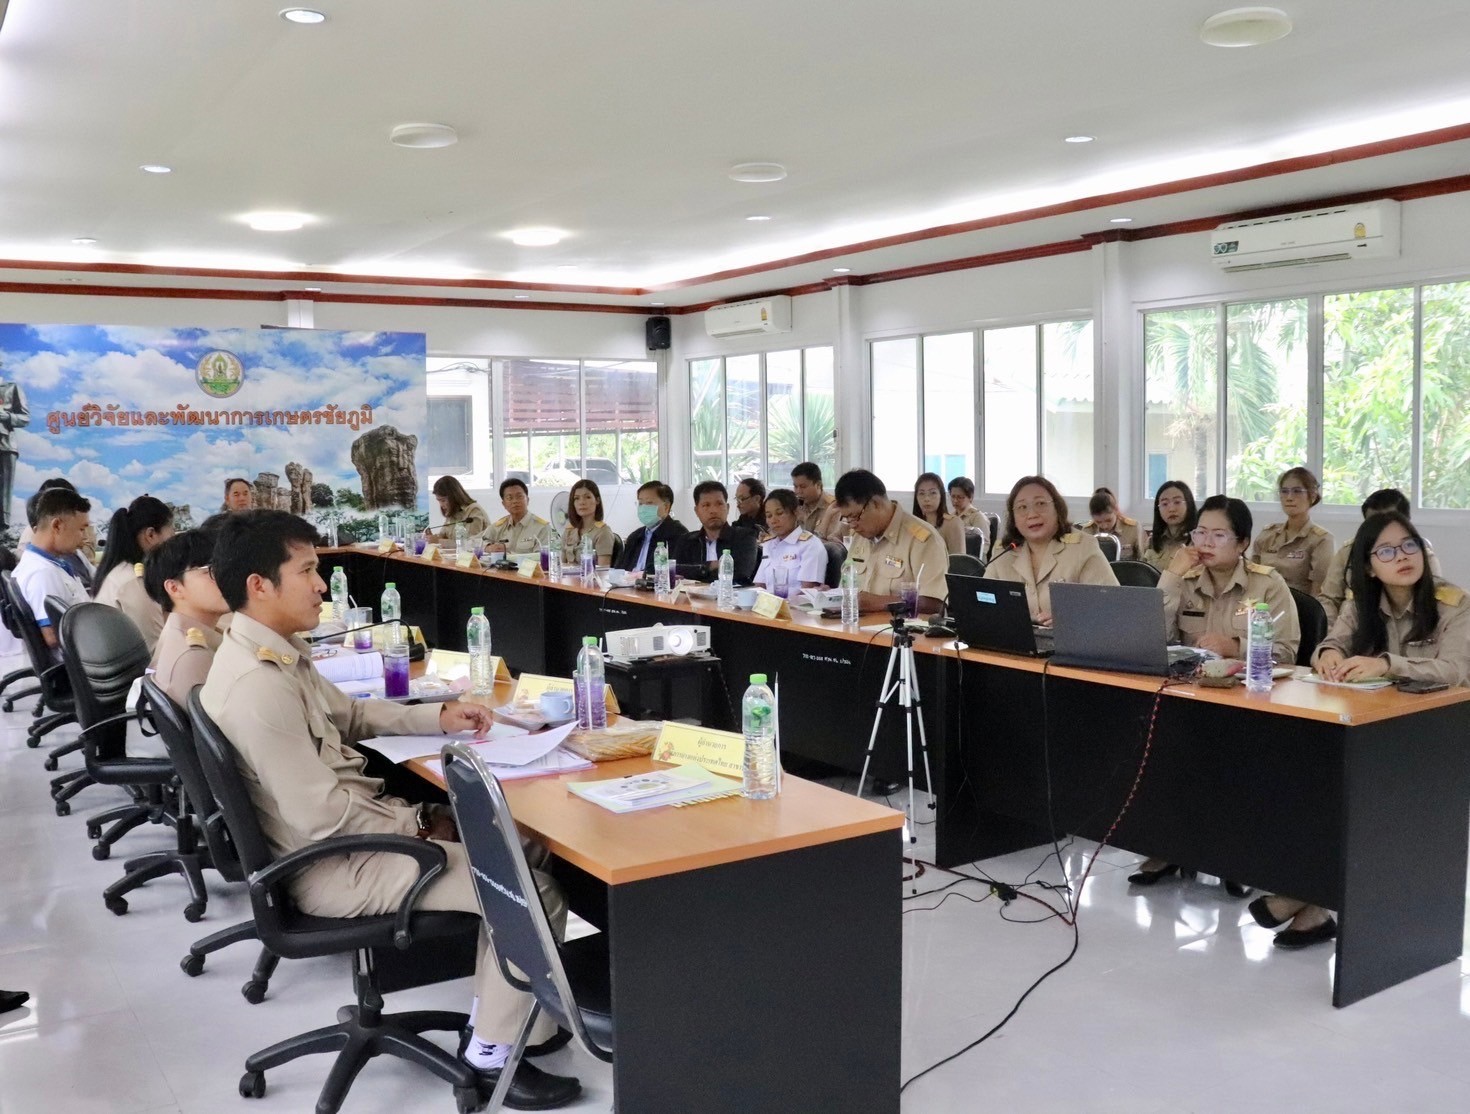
[869,318,1093,495]
[688,346,836,488]
[1143,278,1470,509]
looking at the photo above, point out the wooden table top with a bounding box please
[336,546,1470,728]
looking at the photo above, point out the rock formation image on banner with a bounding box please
[352,426,419,509]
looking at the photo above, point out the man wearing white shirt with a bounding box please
[754,488,830,593]
[14,487,93,651]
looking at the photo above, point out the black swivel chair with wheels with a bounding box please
[145,678,282,1001]
[188,691,485,1114]
[1111,560,1162,588]
[984,512,1002,550]
[42,594,93,780]
[1289,587,1328,667]
[1092,532,1122,562]
[0,565,40,709]
[963,530,984,559]
[947,553,985,577]
[443,742,612,1113]
[821,539,846,588]
[0,571,75,755]
[608,533,624,569]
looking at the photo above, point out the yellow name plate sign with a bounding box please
[377,538,395,554]
[454,550,476,569]
[652,722,745,780]
[751,590,791,620]
[512,673,620,712]
[422,543,442,562]
[516,558,544,579]
[429,649,509,683]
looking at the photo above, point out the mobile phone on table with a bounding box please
[1396,678,1450,694]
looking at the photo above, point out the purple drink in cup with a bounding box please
[413,536,427,556]
[540,546,551,572]
[898,578,919,619]
[383,644,410,698]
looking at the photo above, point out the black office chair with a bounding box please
[59,603,191,910]
[1111,560,1161,588]
[963,530,984,558]
[1290,588,1328,667]
[984,512,1002,548]
[443,742,612,1113]
[146,679,282,999]
[0,578,41,713]
[608,533,624,568]
[821,539,846,588]
[1092,532,1121,562]
[187,691,484,1114]
[0,571,76,757]
[948,553,985,577]
[42,594,92,775]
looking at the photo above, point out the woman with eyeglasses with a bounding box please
[912,472,966,555]
[985,475,1117,626]
[1250,466,1334,595]
[1141,481,1196,571]
[1247,513,1469,949]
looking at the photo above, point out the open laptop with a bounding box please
[1050,582,1205,676]
[945,574,1053,657]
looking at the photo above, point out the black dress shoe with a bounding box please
[466,1058,581,1110]
[1273,916,1338,950]
[0,990,29,1014]
[1223,880,1252,898]
[1248,896,1291,929]
[1127,863,1179,886]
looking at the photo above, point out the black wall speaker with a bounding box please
[645,315,671,351]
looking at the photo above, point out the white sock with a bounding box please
[467,996,479,1030]
[464,1039,510,1071]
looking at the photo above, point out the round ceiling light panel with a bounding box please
[1200,7,1293,47]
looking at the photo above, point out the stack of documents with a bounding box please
[567,762,741,813]
[361,721,595,782]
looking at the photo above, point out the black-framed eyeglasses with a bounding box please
[1371,538,1421,563]
[838,499,871,526]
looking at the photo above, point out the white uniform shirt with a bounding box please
[14,545,91,631]
[754,529,830,591]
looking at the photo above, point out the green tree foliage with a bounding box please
[335,487,366,511]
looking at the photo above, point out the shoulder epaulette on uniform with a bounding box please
[906,521,932,543]
[1309,523,1330,537]
[531,514,549,524]
[1435,584,1466,608]
[493,516,509,527]
[186,627,209,648]
[1061,532,1080,544]
[255,646,297,666]
[133,562,145,577]
[1119,514,1137,526]
[1246,562,1275,576]
[797,531,813,542]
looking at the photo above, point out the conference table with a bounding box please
[385,678,903,1112]
[329,547,1470,1007]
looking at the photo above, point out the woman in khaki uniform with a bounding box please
[1140,480,1196,572]
[1080,487,1147,561]
[912,472,966,555]
[424,476,491,542]
[986,475,1117,625]
[560,479,617,566]
[1250,512,1470,951]
[1251,466,1334,595]
[92,494,175,652]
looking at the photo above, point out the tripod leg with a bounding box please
[908,647,938,811]
[857,645,900,798]
[900,648,917,843]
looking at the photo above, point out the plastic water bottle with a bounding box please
[1245,601,1274,694]
[547,541,562,579]
[381,581,402,646]
[742,674,778,799]
[453,523,467,555]
[575,636,608,730]
[580,533,596,582]
[653,542,671,596]
[467,607,493,695]
[840,559,860,627]
[377,512,390,541]
[329,566,348,624]
[717,549,735,611]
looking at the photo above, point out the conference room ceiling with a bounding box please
[1,0,1469,307]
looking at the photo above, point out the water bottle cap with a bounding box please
[333,566,344,573]
[750,673,767,684]
[583,636,598,646]
[385,582,395,589]
[1254,601,1270,610]
[470,606,484,615]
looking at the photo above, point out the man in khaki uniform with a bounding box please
[484,477,551,556]
[791,462,842,541]
[833,469,949,613]
[1251,519,1334,596]
[1160,559,1300,664]
[200,511,580,1107]
[143,529,229,708]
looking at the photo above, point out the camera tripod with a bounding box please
[857,606,937,850]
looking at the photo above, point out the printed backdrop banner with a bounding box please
[0,324,426,537]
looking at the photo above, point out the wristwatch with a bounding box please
[413,803,432,839]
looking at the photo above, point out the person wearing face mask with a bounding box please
[985,475,1117,626]
[1247,512,1469,951]
[1251,466,1334,595]
[1080,487,1146,561]
[614,480,687,575]
[911,472,965,555]
[1141,480,1196,571]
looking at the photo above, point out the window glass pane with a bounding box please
[1224,299,1308,502]
[499,358,580,486]
[764,349,803,483]
[871,338,919,487]
[689,358,725,484]
[426,397,473,474]
[1042,320,1093,495]
[922,332,974,482]
[1420,281,1470,509]
[804,346,836,478]
[725,354,761,488]
[983,325,1038,493]
[1144,308,1218,499]
[1322,287,1414,504]
[582,359,658,489]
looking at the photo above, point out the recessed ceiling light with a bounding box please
[650,301,665,307]
[71,236,98,245]
[745,215,773,222]
[507,228,565,247]
[513,294,531,300]
[729,162,787,183]
[832,267,852,273]
[303,286,322,292]
[556,264,579,271]
[389,123,458,149]
[1109,217,1134,224]
[243,211,312,232]
[139,164,172,174]
[279,8,327,24]
[1063,135,1095,144]
[1200,7,1292,47]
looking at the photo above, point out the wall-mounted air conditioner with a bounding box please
[1209,199,1400,273]
[704,295,793,338]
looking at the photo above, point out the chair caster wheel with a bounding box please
[42,757,58,771]
[92,843,111,861]
[239,1071,266,1098]
[183,902,206,923]
[54,801,71,817]
[2,699,13,713]
[104,895,128,916]
[241,980,268,1005]
[1224,880,1252,898]
[180,954,205,977]
[454,1084,484,1113]
[86,823,102,839]
[25,734,39,748]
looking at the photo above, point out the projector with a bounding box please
[604,623,711,661]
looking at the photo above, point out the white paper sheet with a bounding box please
[472,720,577,767]
[313,649,384,683]
[358,722,529,765]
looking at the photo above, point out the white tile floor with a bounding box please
[3,652,1470,1114]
